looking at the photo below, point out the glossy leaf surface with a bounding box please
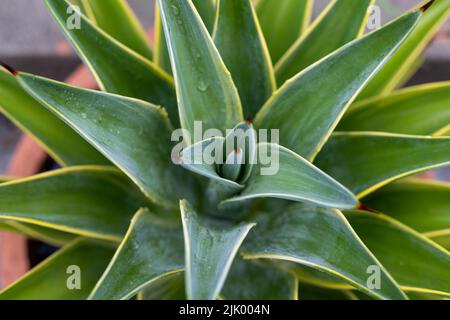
[224,143,357,209]
[316,132,450,198]
[181,200,254,300]
[89,209,184,300]
[158,0,243,137]
[0,239,114,300]
[0,167,147,241]
[340,82,450,135]
[18,73,197,208]
[242,204,406,300]
[214,0,275,117]
[256,10,420,160]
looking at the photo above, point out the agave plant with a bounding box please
[0,0,449,300]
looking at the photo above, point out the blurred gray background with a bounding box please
[0,0,449,175]
[1,0,448,58]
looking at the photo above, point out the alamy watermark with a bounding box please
[67,5,81,30]
[367,265,381,290]
[367,5,382,31]
[171,121,281,176]
[66,265,81,290]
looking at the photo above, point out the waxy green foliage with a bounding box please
[0,0,448,301]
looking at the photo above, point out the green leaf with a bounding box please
[256,0,313,63]
[221,258,297,300]
[17,73,198,208]
[358,0,450,100]
[153,3,172,74]
[192,0,217,33]
[0,221,75,246]
[435,125,450,137]
[213,0,275,117]
[0,166,148,241]
[275,0,374,85]
[138,272,186,300]
[0,176,10,183]
[45,0,179,126]
[153,0,216,75]
[79,0,152,59]
[429,233,450,251]
[0,220,22,233]
[346,211,450,298]
[89,209,184,300]
[158,0,243,138]
[223,121,257,184]
[180,200,255,300]
[255,10,421,160]
[179,137,243,191]
[364,179,450,234]
[221,149,244,182]
[407,291,449,300]
[241,204,406,300]
[0,67,108,166]
[292,264,354,289]
[179,136,247,218]
[298,284,357,300]
[0,239,115,300]
[315,132,450,198]
[223,143,357,210]
[339,82,450,135]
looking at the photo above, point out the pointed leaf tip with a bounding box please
[420,0,435,12]
[357,202,380,214]
[0,61,17,76]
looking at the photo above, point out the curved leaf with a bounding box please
[0,176,10,183]
[429,233,450,251]
[275,0,374,84]
[89,209,184,300]
[17,73,198,208]
[153,3,172,74]
[221,258,297,300]
[0,221,75,246]
[179,137,242,191]
[298,284,357,300]
[364,179,450,234]
[0,67,108,166]
[138,272,186,300]
[256,0,313,63]
[223,143,357,210]
[158,0,243,138]
[221,149,244,182]
[192,0,217,33]
[358,0,450,100]
[0,220,21,233]
[346,211,450,298]
[0,239,115,300]
[45,0,179,126]
[181,200,255,300]
[407,291,449,300]
[0,166,148,241]
[153,0,216,75]
[434,125,450,137]
[241,204,406,300]
[340,82,450,135]
[315,132,450,198]
[291,264,353,290]
[213,0,275,117]
[255,10,421,160]
[80,0,152,59]
[224,121,257,184]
